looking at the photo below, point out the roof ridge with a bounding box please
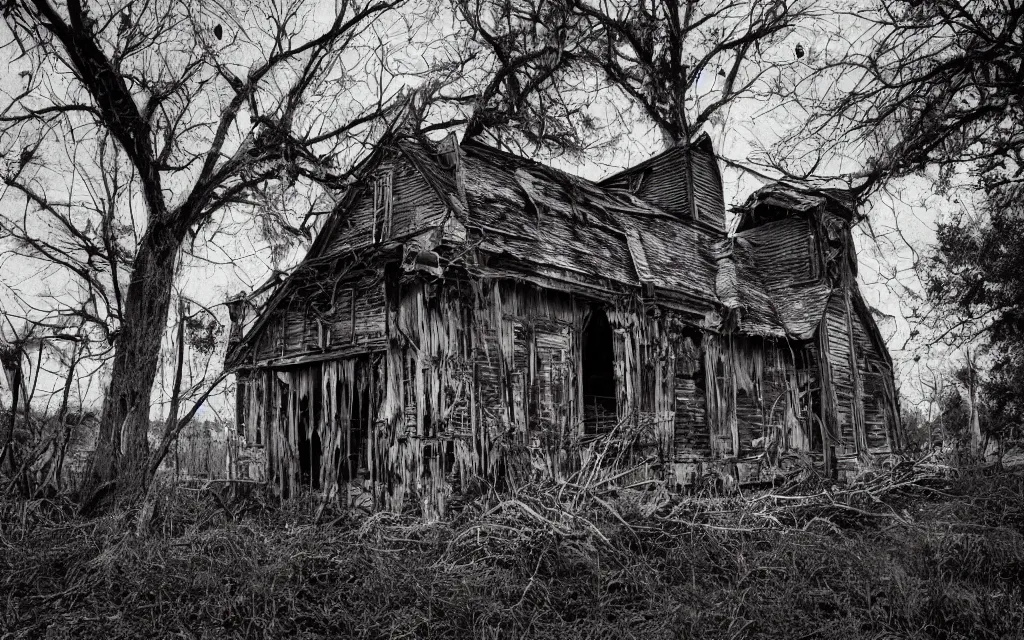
[395,136,469,220]
[597,131,714,186]
[460,138,603,189]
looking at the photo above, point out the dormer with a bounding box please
[733,180,859,286]
[599,133,726,235]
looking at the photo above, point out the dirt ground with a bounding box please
[1,462,1022,639]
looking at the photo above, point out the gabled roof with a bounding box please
[732,178,857,233]
[720,182,889,351]
[599,133,727,233]
[228,135,886,368]
[451,140,720,303]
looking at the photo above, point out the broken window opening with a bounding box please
[795,345,823,452]
[317,319,331,350]
[582,307,617,435]
[343,365,372,487]
[298,383,322,490]
[274,316,285,356]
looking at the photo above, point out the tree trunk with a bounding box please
[85,224,181,508]
[967,349,983,459]
[53,337,81,492]
[1,358,23,475]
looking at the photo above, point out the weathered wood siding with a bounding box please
[741,216,818,287]
[241,272,888,517]
[228,137,907,518]
[824,293,855,453]
[324,156,451,256]
[690,146,726,233]
[851,302,898,453]
[819,287,899,457]
[602,145,726,233]
[244,274,387,367]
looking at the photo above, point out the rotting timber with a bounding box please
[224,131,904,519]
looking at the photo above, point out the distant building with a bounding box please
[225,130,904,518]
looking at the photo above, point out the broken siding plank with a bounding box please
[390,159,441,236]
[534,320,572,429]
[690,146,726,232]
[816,312,841,472]
[510,319,530,435]
[842,281,870,458]
[702,333,737,458]
[623,226,656,283]
[673,347,710,461]
[825,294,856,450]
[325,183,375,255]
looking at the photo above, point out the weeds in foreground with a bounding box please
[1,460,1022,639]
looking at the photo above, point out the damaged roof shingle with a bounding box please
[235,134,867,360]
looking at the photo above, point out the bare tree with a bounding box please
[0,0,409,507]
[770,0,1024,191]
[566,0,815,148]
[400,0,609,158]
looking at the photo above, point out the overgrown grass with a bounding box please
[1,462,1023,639]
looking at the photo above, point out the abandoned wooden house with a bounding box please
[224,130,904,517]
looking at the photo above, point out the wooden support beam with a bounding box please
[843,279,870,459]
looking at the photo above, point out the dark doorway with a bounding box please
[582,307,617,434]
[345,366,373,484]
[298,387,322,490]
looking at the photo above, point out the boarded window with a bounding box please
[317,319,331,350]
[372,170,393,243]
[332,289,355,344]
